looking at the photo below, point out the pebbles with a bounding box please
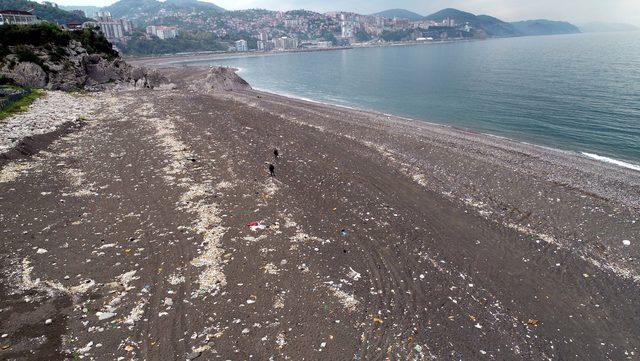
[0,91,101,154]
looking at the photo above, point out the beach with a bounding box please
[1,66,638,360]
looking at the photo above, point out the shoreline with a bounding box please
[125,38,473,67]
[140,53,640,172]
[251,85,640,173]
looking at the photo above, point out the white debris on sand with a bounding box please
[0,91,102,154]
[167,273,186,285]
[146,111,228,297]
[263,262,279,275]
[327,284,359,312]
[347,267,362,281]
[124,299,147,325]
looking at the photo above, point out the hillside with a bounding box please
[372,9,423,21]
[577,22,639,33]
[425,8,517,37]
[104,0,224,20]
[59,5,101,18]
[0,0,89,24]
[511,20,580,36]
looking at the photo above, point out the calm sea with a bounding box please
[179,32,640,169]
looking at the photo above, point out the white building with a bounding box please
[146,25,178,40]
[0,10,41,25]
[274,37,299,50]
[235,39,248,52]
[83,12,126,43]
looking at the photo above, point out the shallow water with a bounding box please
[179,32,640,167]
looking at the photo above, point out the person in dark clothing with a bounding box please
[268,163,275,177]
[274,148,279,159]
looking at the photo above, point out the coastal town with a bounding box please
[1,1,484,56]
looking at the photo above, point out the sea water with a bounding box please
[179,31,640,169]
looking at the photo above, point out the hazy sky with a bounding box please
[45,0,640,25]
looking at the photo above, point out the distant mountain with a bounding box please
[0,0,88,24]
[103,0,224,20]
[577,22,639,33]
[425,8,517,37]
[59,5,101,18]
[372,9,423,21]
[511,20,581,36]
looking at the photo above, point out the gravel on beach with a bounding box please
[0,67,638,360]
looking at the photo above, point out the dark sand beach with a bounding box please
[1,66,638,360]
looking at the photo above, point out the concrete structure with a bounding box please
[0,10,41,25]
[83,12,127,44]
[234,39,248,52]
[274,37,299,50]
[146,25,178,40]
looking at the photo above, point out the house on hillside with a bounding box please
[0,10,41,25]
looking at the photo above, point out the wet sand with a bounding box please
[0,67,639,360]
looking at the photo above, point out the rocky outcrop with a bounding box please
[7,62,48,88]
[130,67,169,89]
[202,67,252,92]
[0,40,168,91]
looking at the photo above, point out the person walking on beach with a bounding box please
[268,163,275,177]
[274,148,279,159]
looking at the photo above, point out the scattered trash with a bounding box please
[340,229,348,237]
[96,312,116,320]
[36,248,48,254]
[623,240,631,246]
[373,317,384,324]
[474,323,483,329]
[1,344,10,350]
[527,319,539,326]
[348,267,362,281]
[187,351,202,360]
[45,318,52,325]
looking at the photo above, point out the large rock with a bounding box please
[203,67,252,92]
[130,67,169,89]
[83,55,132,85]
[3,62,47,88]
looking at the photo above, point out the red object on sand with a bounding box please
[246,221,259,227]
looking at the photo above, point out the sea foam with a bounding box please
[581,152,640,172]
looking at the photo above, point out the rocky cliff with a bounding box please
[0,24,165,91]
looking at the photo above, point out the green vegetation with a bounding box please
[355,30,372,42]
[122,31,228,55]
[0,23,119,60]
[380,29,415,42]
[0,0,89,24]
[14,45,48,70]
[0,88,43,121]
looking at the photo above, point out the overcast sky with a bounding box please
[46,0,640,25]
